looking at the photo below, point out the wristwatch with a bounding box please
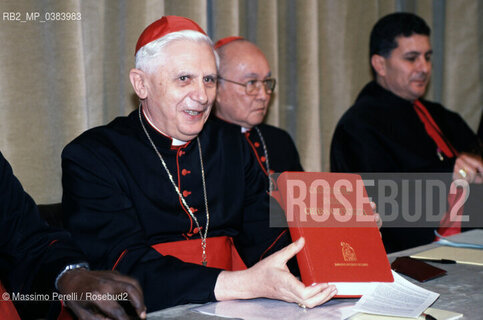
[55,262,90,290]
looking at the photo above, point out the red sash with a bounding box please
[0,282,20,320]
[151,236,246,270]
[413,100,461,237]
[436,183,465,239]
[413,100,459,158]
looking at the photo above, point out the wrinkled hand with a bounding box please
[453,153,483,183]
[57,269,146,320]
[215,237,337,308]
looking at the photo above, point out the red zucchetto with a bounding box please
[214,36,244,49]
[135,15,207,55]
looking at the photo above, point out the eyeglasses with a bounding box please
[218,77,276,95]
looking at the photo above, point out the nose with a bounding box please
[192,79,209,104]
[255,83,270,101]
[418,56,431,74]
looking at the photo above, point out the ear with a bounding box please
[371,54,386,78]
[215,80,227,106]
[215,86,222,105]
[129,68,148,99]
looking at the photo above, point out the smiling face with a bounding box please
[215,41,272,129]
[133,40,217,141]
[372,34,432,101]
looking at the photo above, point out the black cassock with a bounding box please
[62,110,290,311]
[213,117,304,175]
[331,81,481,252]
[244,123,304,174]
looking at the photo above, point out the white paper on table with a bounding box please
[350,307,463,320]
[352,271,439,318]
[192,298,358,320]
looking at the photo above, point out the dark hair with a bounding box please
[370,12,430,58]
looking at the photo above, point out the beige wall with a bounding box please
[0,0,481,203]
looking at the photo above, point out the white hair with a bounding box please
[135,30,219,74]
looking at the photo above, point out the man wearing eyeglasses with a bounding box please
[214,37,303,178]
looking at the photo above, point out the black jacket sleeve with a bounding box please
[0,152,86,295]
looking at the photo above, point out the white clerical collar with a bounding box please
[241,127,250,133]
[142,108,187,146]
[171,137,187,146]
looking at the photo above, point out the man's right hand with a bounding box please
[453,153,483,183]
[57,269,146,320]
[214,237,337,308]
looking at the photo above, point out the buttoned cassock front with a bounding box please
[243,124,303,176]
[62,110,289,311]
[212,117,303,176]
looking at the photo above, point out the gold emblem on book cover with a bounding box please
[341,242,357,262]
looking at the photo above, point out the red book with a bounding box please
[274,172,393,297]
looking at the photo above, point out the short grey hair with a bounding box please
[135,30,219,74]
